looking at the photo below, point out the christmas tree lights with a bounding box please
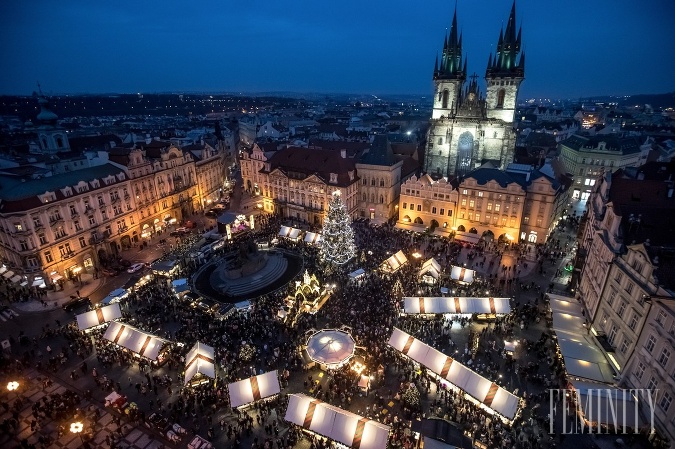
[319,190,356,266]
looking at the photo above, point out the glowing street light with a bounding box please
[70,422,83,434]
[7,381,19,391]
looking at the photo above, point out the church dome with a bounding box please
[36,97,58,124]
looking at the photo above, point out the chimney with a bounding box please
[341,149,347,159]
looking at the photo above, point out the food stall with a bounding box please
[76,303,122,332]
[103,321,171,367]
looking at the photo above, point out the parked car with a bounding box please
[62,296,91,312]
[127,263,145,273]
[117,258,132,267]
[101,268,119,277]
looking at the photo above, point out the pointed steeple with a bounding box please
[434,4,465,81]
[486,1,524,77]
[434,53,439,74]
[487,52,493,70]
[518,52,525,69]
[449,5,459,48]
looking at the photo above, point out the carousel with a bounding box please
[304,328,356,370]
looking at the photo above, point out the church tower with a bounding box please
[485,1,525,124]
[431,7,466,120]
[35,91,70,154]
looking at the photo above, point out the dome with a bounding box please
[36,97,58,124]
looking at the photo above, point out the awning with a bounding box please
[304,231,322,245]
[184,342,216,386]
[2,270,14,279]
[101,288,128,305]
[388,327,519,420]
[570,380,644,429]
[228,371,281,407]
[403,297,511,315]
[32,279,45,287]
[76,303,122,331]
[10,275,22,284]
[20,281,28,287]
[306,329,356,368]
[51,274,63,282]
[103,321,167,360]
[394,221,425,233]
[285,394,391,449]
[453,231,480,244]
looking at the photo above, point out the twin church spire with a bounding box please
[434,1,525,81]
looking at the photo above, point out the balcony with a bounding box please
[53,232,69,243]
[111,196,121,204]
[12,228,32,236]
[70,212,79,219]
[117,225,129,235]
[124,193,130,201]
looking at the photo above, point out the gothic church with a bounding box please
[424,2,525,179]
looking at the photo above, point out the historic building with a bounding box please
[355,136,418,224]
[397,164,564,244]
[424,3,524,179]
[558,134,649,201]
[0,164,137,285]
[240,145,359,224]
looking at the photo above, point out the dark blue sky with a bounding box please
[1,0,673,99]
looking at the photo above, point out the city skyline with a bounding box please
[1,0,674,99]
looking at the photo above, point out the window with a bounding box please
[79,237,87,248]
[69,205,77,216]
[439,208,444,215]
[432,207,437,214]
[496,89,505,108]
[632,259,644,274]
[608,325,618,345]
[615,272,623,283]
[625,282,634,294]
[523,216,529,224]
[380,179,384,187]
[647,376,658,390]
[495,204,500,212]
[634,362,645,380]
[462,189,468,195]
[88,215,96,226]
[74,221,82,232]
[656,310,666,326]
[477,191,484,197]
[44,251,53,263]
[403,203,407,209]
[607,289,617,307]
[660,392,672,412]
[617,301,627,316]
[461,198,467,206]
[487,203,492,211]
[629,313,639,331]
[658,347,670,368]
[469,200,475,208]
[645,335,656,353]
[19,240,29,251]
[417,205,421,212]
[619,338,629,354]
[98,196,105,206]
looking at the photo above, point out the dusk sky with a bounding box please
[1,0,674,99]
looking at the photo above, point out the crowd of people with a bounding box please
[1,210,585,449]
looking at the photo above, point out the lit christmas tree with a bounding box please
[402,382,420,409]
[319,190,356,266]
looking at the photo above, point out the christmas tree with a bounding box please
[402,383,420,409]
[319,190,357,266]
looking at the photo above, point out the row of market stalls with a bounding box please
[547,293,645,431]
[388,327,520,422]
[278,226,323,245]
[285,393,391,449]
[402,296,511,317]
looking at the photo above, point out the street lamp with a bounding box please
[70,421,84,441]
[7,381,19,391]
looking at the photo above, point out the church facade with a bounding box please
[424,2,525,179]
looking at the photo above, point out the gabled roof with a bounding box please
[264,147,357,187]
[359,135,396,166]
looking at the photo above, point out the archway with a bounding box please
[414,217,424,225]
[468,227,478,234]
[247,180,252,191]
[498,233,508,243]
[120,235,131,249]
[430,219,439,230]
[457,225,466,232]
[456,131,474,176]
[482,230,494,239]
[97,248,107,262]
[403,215,411,223]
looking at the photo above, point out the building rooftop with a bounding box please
[263,147,357,187]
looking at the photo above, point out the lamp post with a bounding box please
[70,421,84,442]
[7,381,19,392]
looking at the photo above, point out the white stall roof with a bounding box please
[184,342,216,386]
[547,294,584,317]
[450,266,475,284]
[304,232,322,245]
[76,303,122,330]
[556,334,616,383]
[388,328,519,420]
[285,394,390,449]
[420,258,441,279]
[228,371,281,408]
[403,297,511,315]
[101,288,128,305]
[288,228,301,240]
[279,226,292,237]
[103,321,167,360]
[349,268,365,279]
[570,380,644,429]
[381,250,408,272]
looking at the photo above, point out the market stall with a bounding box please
[569,380,644,431]
[100,288,128,306]
[171,278,191,297]
[76,303,122,331]
[103,321,170,365]
[402,297,511,316]
[227,371,281,408]
[278,225,301,240]
[388,327,519,421]
[184,342,216,386]
[285,394,390,449]
[305,329,356,370]
[348,268,366,282]
[304,231,322,245]
[419,258,441,284]
[450,265,475,284]
[379,250,408,273]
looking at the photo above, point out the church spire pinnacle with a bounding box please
[486,1,524,78]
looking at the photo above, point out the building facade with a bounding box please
[424,4,524,178]
[240,145,359,224]
[398,174,457,232]
[558,134,648,201]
